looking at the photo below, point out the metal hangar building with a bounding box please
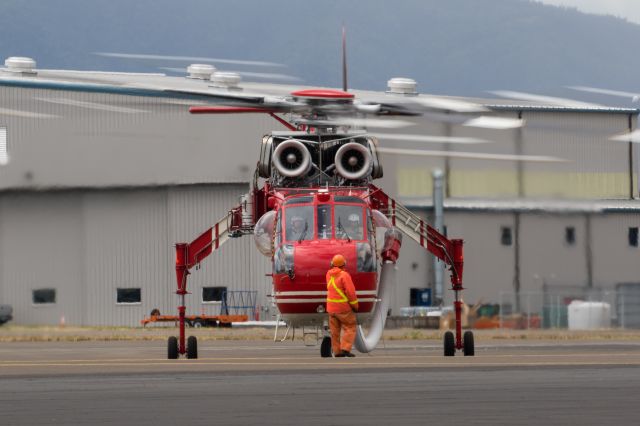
[0,60,638,326]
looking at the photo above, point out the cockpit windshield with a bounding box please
[285,205,313,242]
[283,201,366,242]
[335,205,364,241]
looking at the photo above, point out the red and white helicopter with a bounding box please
[0,45,559,359]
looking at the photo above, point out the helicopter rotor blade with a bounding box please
[463,116,524,129]
[94,52,285,68]
[370,133,490,144]
[490,90,605,108]
[159,67,302,83]
[298,117,414,129]
[609,129,640,143]
[377,146,566,162]
[567,86,640,101]
[409,96,487,113]
[368,94,487,114]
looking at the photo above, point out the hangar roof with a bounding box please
[404,198,640,213]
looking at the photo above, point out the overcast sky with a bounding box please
[535,0,640,24]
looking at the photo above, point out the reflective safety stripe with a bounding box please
[326,276,358,305]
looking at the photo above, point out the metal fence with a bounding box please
[495,284,640,329]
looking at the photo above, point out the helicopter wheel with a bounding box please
[320,336,332,358]
[463,331,475,356]
[167,336,178,359]
[186,336,198,359]
[444,331,455,357]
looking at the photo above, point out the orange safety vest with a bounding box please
[326,267,358,314]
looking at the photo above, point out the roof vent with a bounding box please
[3,56,37,76]
[387,77,417,95]
[187,63,215,80]
[210,72,242,90]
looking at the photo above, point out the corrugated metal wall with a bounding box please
[592,213,640,286]
[519,214,589,309]
[396,208,640,312]
[84,189,170,326]
[0,184,270,326]
[440,212,517,306]
[393,110,636,200]
[0,192,84,324]
[0,85,275,190]
[166,185,271,322]
[521,112,635,198]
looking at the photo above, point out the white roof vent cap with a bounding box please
[387,77,417,95]
[210,72,242,90]
[4,57,37,75]
[187,63,215,80]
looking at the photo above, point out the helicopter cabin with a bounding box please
[271,191,379,318]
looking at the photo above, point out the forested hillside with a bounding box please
[0,0,637,99]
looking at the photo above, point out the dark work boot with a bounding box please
[342,351,356,358]
[334,352,346,358]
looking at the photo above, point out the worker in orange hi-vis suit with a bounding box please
[326,254,359,358]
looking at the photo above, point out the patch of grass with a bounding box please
[2,325,640,343]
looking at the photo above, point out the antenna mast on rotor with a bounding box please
[342,25,348,92]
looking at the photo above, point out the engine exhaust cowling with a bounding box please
[335,142,372,180]
[272,139,312,178]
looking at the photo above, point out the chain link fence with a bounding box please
[492,283,640,329]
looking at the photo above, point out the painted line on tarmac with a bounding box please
[1,359,640,368]
[0,352,638,364]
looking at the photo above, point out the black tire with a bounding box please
[187,335,198,359]
[463,330,475,356]
[320,336,332,358]
[444,331,455,357]
[150,308,160,316]
[168,336,178,359]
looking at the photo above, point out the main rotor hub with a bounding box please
[290,89,355,108]
[290,89,354,100]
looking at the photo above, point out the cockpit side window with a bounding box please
[285,205,314,242]
[335,205,364,241]
[275,210,282,248]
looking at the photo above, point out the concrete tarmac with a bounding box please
[1,339,639,425]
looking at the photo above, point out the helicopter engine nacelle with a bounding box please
[272,139,312,178]
[335,142,372,180]
[258,135,273,178]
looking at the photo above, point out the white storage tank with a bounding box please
[568,301,611,330]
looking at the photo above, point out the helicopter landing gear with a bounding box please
[443,330,475,356]
[167,335,198,359]
[442,272,475,356]
[320,336,332,358]
[444,331,455,356]
[320,322,332,358]
[463,330,474,356]
[168,336,179,359]
[166,286,199,360]
[187,335,198,359]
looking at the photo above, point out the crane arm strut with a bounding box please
[367,184,464,288]
[367,184,466,351]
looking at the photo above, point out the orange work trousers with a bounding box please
[329,311,357,354]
